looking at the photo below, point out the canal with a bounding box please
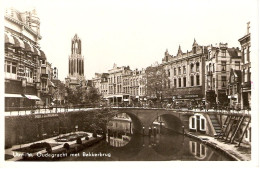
[59,114,234,161]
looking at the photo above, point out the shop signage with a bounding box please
[172,94,202,99]
[34,113,58,119]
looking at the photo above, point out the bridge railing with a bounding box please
[5,104,251,117]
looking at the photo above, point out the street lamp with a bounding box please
[75,125,78,132]
[21,78,27,111]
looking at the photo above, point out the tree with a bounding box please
[84,87,101,105]
[65,87,84,106]
[145,65,168,101]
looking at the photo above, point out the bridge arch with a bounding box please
[106,110,143,135]
[111,108,188,135]
[147,112,184,134]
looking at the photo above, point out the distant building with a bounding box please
[92,64,146,106]
[65,34,86,89]
[238,22,251,110]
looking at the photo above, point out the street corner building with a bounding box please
[4,7,58,111]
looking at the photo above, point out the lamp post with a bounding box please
[75,125,78,132]
[142,126,145,136]
[21,78,27,112]
[53,86,58,113]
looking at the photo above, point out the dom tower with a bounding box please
[65,34,86,89]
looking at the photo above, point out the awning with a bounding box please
[40,50,46,60]
[5,93,23,98]
[13,36,25,48]
[123,99,129,101]
[33,47,41,56]
[4,33,15,45]
[24,41,34,52]
[24,95,41,100]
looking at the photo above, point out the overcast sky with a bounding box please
[3,0,256,81]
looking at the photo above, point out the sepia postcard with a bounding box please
[0,0,259,168]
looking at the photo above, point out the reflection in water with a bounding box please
[189,141,207,160]
[60,116,234,161]
[106,113,133,147]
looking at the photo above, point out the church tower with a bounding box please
[69,34,84,79]
[66,34,85,89]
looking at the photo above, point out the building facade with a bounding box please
[161,39,206,107]
[205,43,241,108]
[238,22,251,110]
[4,7,55,110]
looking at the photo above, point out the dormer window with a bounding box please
[193,47,197,54]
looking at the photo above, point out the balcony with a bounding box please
[41,73,48,79]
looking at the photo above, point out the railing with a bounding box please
[5,103,251,117]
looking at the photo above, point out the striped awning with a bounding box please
[13,36,25,48]
[24,41,34,52]
[24,94,41,100]
[40,50,46,60]
[33,47,41,56]
[4,33,15,45]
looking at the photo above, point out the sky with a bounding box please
[3,0,256,81]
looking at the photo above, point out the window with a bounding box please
[221,49,226,57]
[183,77,186,87]
[167,69,170,76]
[201,119,205,130]
[174,79,177,87]
[235,61,240,70]
[191,76,194,86]
[244,48,247,63]
[213,64,215,72]
[221,76,227,87]
[192,117,195,128]
[42,60,45,64]
[7,62,11,73]
[6,62,17,74]
[193,47,196,54]
[183,66,186,74]
[196,75,200,85]
[178,78,181,88]
[248,46,250,63]
[190,64,194,73]
[178,67,181,75]
[196,62,200,72]
[41,67,46,74]
[221,61,226,71]
[174,68,176,75]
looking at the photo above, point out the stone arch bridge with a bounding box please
[108,108,193,135]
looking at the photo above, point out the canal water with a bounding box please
[60,115,233,161]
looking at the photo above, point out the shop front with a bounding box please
[172,94,203,109]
